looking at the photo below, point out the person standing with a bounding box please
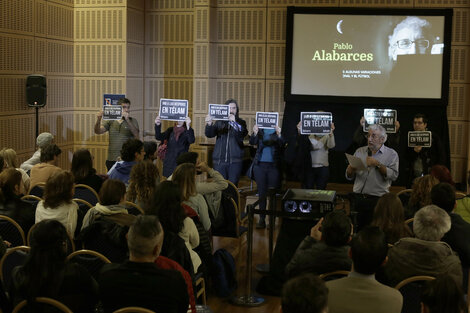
[94,98,140,171]
[205,99,247,186]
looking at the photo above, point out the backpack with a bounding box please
[157,139,168,160]
[211,248,237,297]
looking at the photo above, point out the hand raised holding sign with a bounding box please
[155,116,161,126]
[185,117,191,128]
[253,124,259,136]
[297,121,302,134]
[205,114,213,125]
[276,126,281,136]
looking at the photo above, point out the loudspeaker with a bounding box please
[281,188,336,220]
[26,75,47,107]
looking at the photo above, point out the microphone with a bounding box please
[367,148,372,157]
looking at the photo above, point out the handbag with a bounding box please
[157,139,168,160]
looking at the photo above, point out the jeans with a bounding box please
[253,162,280,222]
[214,161,243,186]
[302,166,329,190]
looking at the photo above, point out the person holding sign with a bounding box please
[249,124,283,229]
[154,116,195,178]
[205,99,248,186]
[405,113,445,188]
[94,98,140,171]
[346,124,399,231]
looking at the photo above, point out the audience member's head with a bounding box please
[431,182,456,214]
[71,148,96,181]
[421,274,466,313]
[430,165,455,186]
[127,160,160,205]
[409,174,439,211]
[176,152,199,166]
[281,273,328,313]
[99,179,126,206]
[350,226,388,275]
[372,193,411,244]
[36,132,54,150]
[143,141,158,161]
[0,168,22,202]
[120,138,145,162]
[321,210,352,247]
[0,148,19,168]
[172,163,196,201]
[413,205,451,241]
[43,170,74,208]
[127,215,164,261]
[39,144,62,163]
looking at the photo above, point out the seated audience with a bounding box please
[326,227,403,313]
[0,168,35,233]
[286,210,352,279]
[281,273,328,313]
[107,138,145,186]
[431,182,470,267]
[20,132,54,172]
[454,171,470,223]
[127,160,160,208]
[405,174,439,218]
[172,163,211,231]
[371,193,412,244]
[0,148,30,194]
[98,215,189,313]
[71,148,103,193]
[10,220,98,313]
[421,274,466,313]
[430,164,455,186]
[29,143,62,189]
[35,170,78,237]
[384,205,462,287]
[143,141,158,162]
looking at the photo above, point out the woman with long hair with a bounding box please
[154,116,195,178]
[127,160,160,208]
[0,148,30,194]
[0,168,35,233]
[430,164,455,186]
[172,163,211,231]
[10,219,98,312]
[71,148,103,193]
[35,170,78,236]
[371,193,412,244]
[406,174,439,218]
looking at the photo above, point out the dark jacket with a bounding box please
[75,173,103,194]
[0,196,35,234]
[205,119,248,164]
[249,129,285,168]
[442,213,470,267]
[155,124,195,177]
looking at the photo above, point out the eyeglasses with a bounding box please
[396,39,429,49]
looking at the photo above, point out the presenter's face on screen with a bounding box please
[228,102,237,116]
[367,129,385,151]
[389,17,431,62]
[413,118,427,131]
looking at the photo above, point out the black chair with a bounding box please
[74,184,100,206]
[0,246,30,290]
[28,183,45,198]
[112,307,155,313]
[20,195,42,207]
[395,275,435,313]
[124,201,144,216]
[319,270,350,281]
[66,249,111,280]
[0,215,26,247]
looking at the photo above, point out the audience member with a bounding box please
[35,170,78,237]
[0,148,30,194]
[154,116,195,177]
[0,168,35,233]
[281,273,328,313]
[421,274,466,313]
[10,220,98,313]
[0,155,4,173]
[172,163,211,231]
[406,174,439,218]
[20,132,54,172]
[371,193,412,244]
[98,215,189,313]
[71,148,103,193]
[454,171,470,223]
[431,182,470,267]
[143,141,158,162]
[127,160,160,208]
[430,164,455,186]
[107,138,145,186]
[94,98,139,171]
[286,210,352,279]
[29,143,62,189]
[326,227,403,313]
[384,205,462,287]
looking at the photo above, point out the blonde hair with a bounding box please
[172,163,196,201]
[127,161,160,204]
[0,148,18,168]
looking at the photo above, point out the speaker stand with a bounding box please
[35,106,39,139]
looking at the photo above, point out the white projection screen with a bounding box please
[284,8,453,106]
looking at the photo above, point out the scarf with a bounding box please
[81,203,128,230]
[174,125,185,141]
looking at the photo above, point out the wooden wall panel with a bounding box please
[0,0,34,36]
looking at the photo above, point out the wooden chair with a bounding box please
[396,188,413,196]
[195,273,207,305]
[27,223,75,254]
[397,188,413,208]
[0,215,26,247]
[73,198,93,214]
[20,194,42,205]
[112,307,155,313]
[74,184,100,206]
[319,270,350,281]
[124,201,144,215]
[12,297,73,313]
[395,275,435,313]
[405,218,414,226]
[28,182,45,197]
[0,245,30,289]
[66,249,111,280]
[456,191,467,200]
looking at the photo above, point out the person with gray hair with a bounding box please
[98,215,189,313]
[384,205,462,287]
[346,124,399,230]
[388,16,432,62]
[20,132,54,172]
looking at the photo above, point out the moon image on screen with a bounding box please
[336,20,343,34]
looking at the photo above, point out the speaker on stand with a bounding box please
[26,74,47,139]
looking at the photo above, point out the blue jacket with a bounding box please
[155,124,195,177]
[107,161,136,185]
[205,119,248,164]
